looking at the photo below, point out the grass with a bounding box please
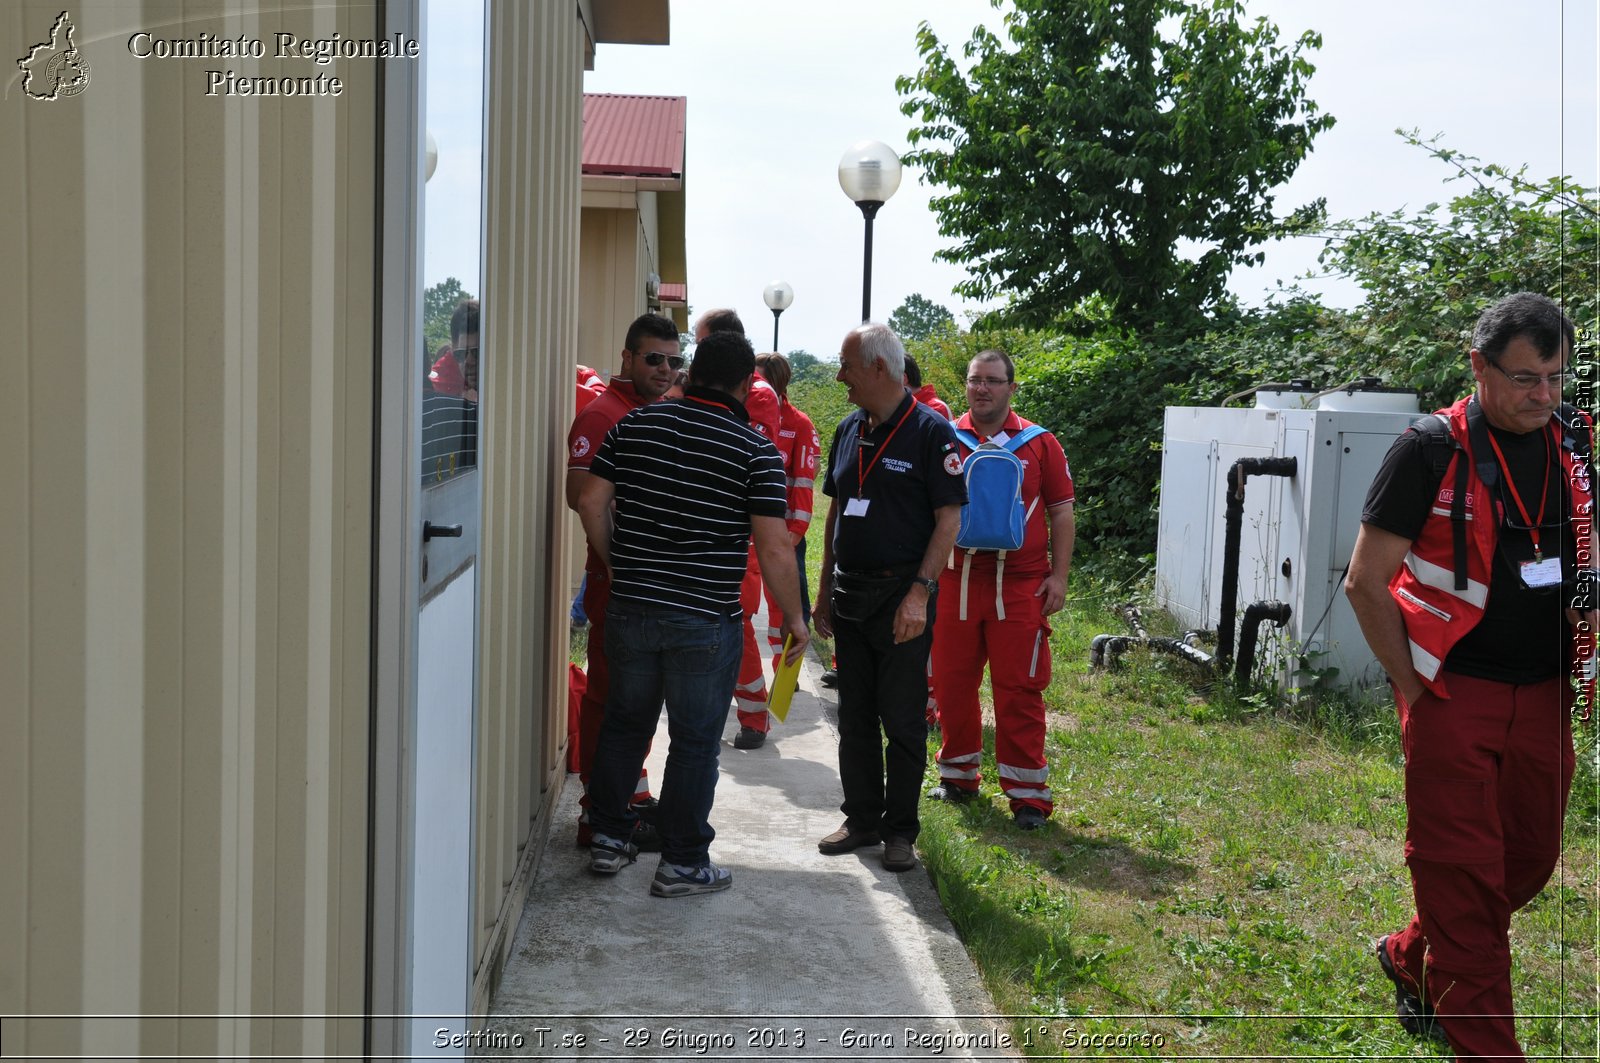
[915,578,1600,1060]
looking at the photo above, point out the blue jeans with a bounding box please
[588,602,742,867]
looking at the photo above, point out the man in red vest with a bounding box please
[1346,292,1594,1060]
[754,353,820,672]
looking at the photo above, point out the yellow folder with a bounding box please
[766,634,803,722]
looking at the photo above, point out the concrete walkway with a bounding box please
[487,647,1015,1060]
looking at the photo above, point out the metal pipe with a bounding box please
[1095,635,1217,671]
[1235,601,1293,686]
[1217,456,1297,671]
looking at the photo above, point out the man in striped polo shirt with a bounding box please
[576,331,810,897]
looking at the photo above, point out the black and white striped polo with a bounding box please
[591,387,787,618]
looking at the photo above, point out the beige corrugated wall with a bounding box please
[0,1,376,1057]
[469,0,586,1011]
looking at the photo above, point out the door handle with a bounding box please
[423,521,463,541]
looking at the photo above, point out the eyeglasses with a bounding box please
[637,351,686,369]
[965,377,1012,389]
[1491,360,1567,393]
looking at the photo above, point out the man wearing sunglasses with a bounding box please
[566,312,684,850]
[1346,292,1595,1059]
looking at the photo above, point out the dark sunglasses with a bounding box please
[638,351,685,369]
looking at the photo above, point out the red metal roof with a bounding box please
[582,94,686,178]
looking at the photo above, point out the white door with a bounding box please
[409,0,488,1057]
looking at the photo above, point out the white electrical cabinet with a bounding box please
[1154,389,1423,690]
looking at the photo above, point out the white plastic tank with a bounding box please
[1316,379,1420,413]
[1253,380,1319,409]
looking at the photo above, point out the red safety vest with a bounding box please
[1390,396,1595,701]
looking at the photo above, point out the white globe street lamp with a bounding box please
[837,140,902,322]
[762,281,794,352]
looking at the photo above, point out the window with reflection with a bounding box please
[420,1,485,486]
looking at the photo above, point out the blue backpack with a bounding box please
[953,425,1048,551]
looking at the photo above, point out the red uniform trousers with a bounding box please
[930,563,1053,814]
[577,573,652,823]
[1383,671,1573,1061]
[734,547,770,733]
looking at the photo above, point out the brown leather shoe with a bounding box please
[817,822,880,855]
[882,836,916,872]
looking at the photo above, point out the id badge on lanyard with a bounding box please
[1520,556,1562,588]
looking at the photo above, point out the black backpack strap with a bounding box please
[1555,401,1595,467]
[1407,410,1469,591]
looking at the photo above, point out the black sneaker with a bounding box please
[629,817,663,853]
[1375,935,1447,1043]
[733,727,767,749]
[1013,807,1048,831]
[819,669,839,688]
[629,796,660,825]
[926,784,978,803]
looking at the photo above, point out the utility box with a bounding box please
[1154,386,1423,691]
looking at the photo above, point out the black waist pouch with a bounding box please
[832,568,912,622]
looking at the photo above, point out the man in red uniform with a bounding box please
[928,349,1074,830]
[428,299,479,400]
[566,312,683,847]
[755,354,820,668]
[694,310,783,749]
[902,354,952,720]
[1346,292,1594,1059]
[904,354,952,419]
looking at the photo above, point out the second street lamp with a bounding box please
[763,281,794,351]
[837,140,902,322]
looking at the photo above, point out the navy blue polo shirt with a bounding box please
[823,389,966,572]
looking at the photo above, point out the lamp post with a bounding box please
[763,281,794,351]
[837,140,902,322]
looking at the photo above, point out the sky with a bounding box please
[578,0,1599,362]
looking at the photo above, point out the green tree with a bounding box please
[896,0,1334,337]
[424,277,472,361]
[888,293,956,341]
[786,349,821,376]
[1308,133,1597,411]
[1197,135,1599,414]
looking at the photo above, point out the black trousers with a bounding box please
[832,588,934,841]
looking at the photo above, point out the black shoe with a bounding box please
[733,727,767,749]
[1375,935,1447,1043]
[819,669,839,688]
[1013,807,1048,831]
[629,817,663,853]
[629,796,660,825]
[926,784,977,804]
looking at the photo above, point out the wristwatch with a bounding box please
[913,577,939,596]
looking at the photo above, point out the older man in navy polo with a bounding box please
[813,323,965,873]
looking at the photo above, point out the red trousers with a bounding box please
[734,549,769,733]
[930,563,1052,814]
[577,572,651,809]
[1384,671,1573,1061]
